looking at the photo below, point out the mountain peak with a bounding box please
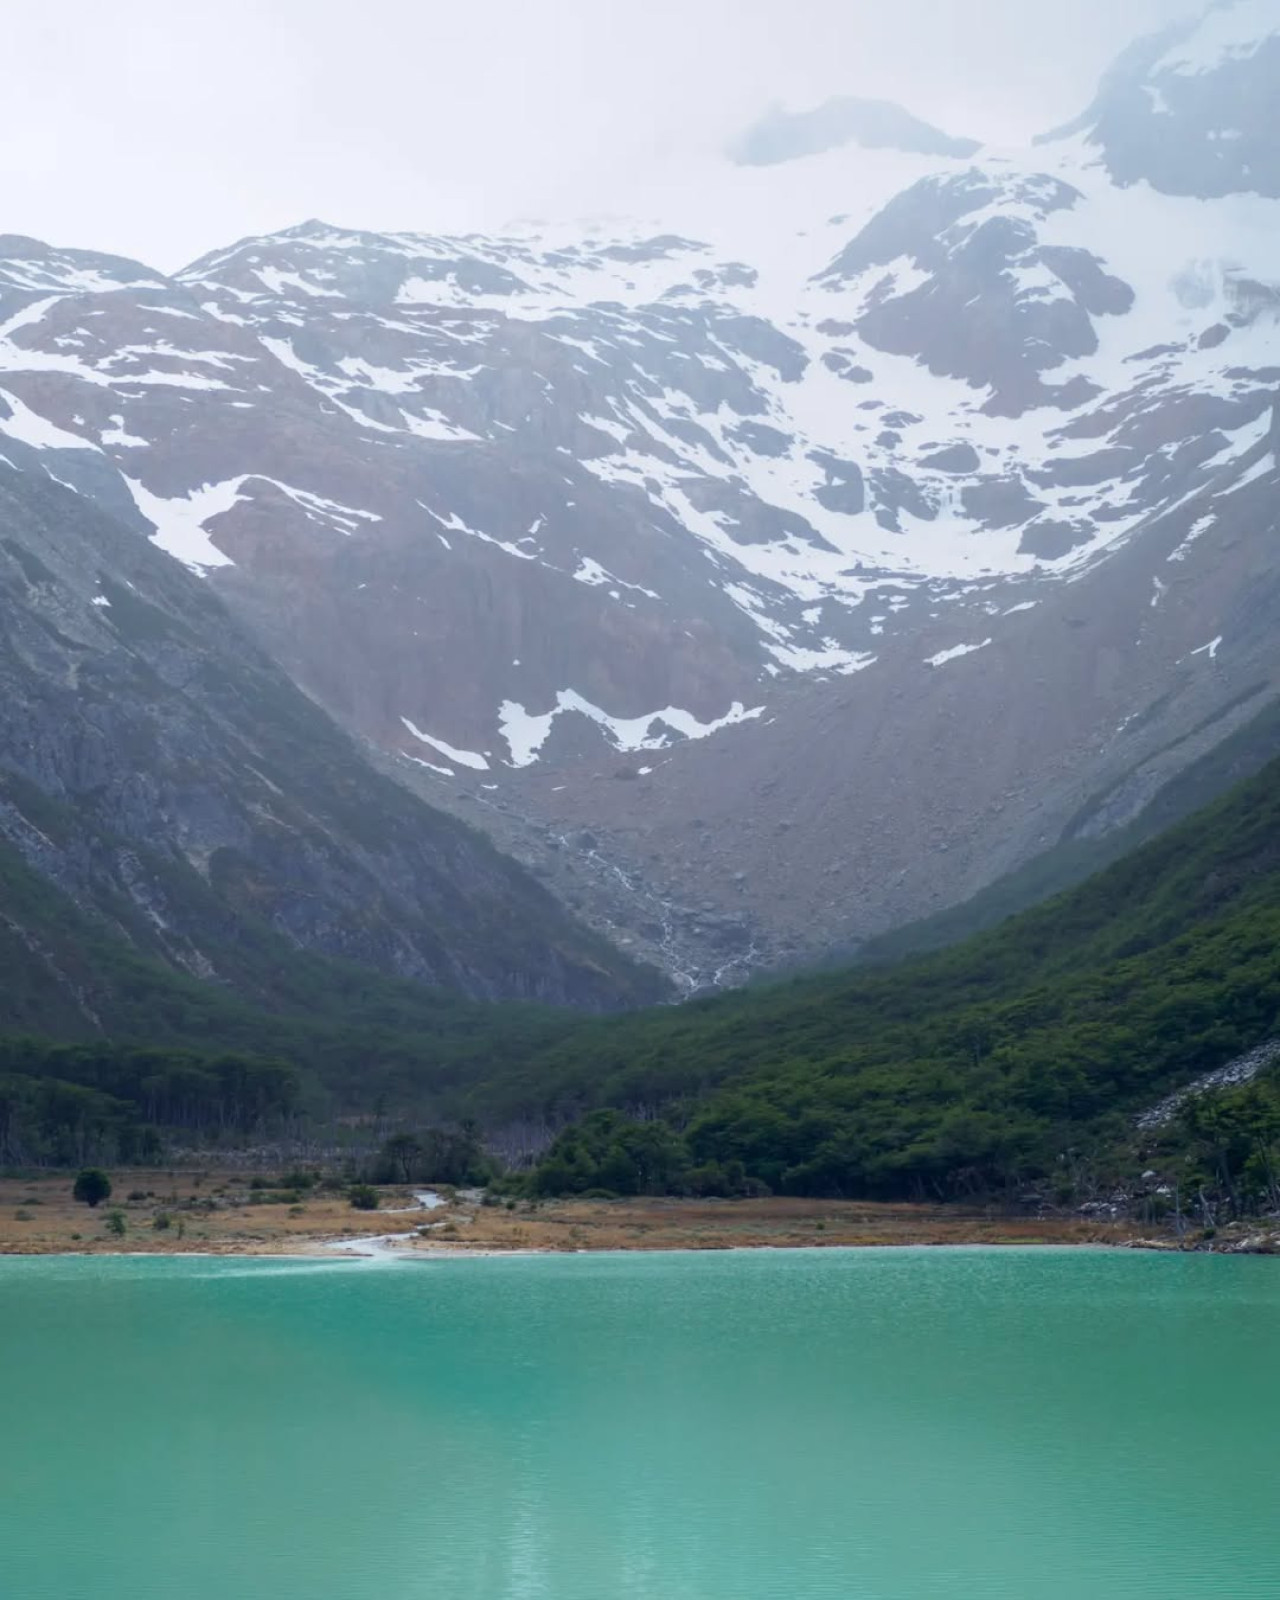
[1040,0,1280,198]
[1152,0,1280,78]
[729,97,980,169]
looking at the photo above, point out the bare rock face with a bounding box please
[0,468,666,1011]
[819,170,1133,415]
[0,4,1278,989]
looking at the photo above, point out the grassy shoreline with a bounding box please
[4,1171,1275,1258]
[0,1169,1163,1257]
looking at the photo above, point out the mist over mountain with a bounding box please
[1043,0,1280,197]
[0,0,1276,994]
[729,98,980,166]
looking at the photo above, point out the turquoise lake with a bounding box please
[1,1247,1277,1598]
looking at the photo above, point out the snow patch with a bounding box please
[422,505,540,562]
[572,558,659,599]
[926,639,993,668]
[0,390,100,453]
[263,480,382,533]
[768,641,877,674]
[1167,513,1216,563]
[124,478,242,572]
[400,718,490,771]
[256,267,341,299]
[400,408,482,442]
[401,752,455,778]
[0,295,60,341]
[100,413,150,448]
[498,692,764,767]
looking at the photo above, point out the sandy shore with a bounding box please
[0,1170,1151,1258]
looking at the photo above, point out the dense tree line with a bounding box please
[513,757,1280,1202]
[370,1124,491,1187]
[522,1061,1280,1216]
[525,1110,762,1199]
[4,733,1280,1205]
[0,1039,299,1167]
[1164,1072,1280,1220]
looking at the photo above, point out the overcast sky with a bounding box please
[3,0,1198,270]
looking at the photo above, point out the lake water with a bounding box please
[1,1247,1277,1598]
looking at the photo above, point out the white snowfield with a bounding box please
[0,0,1275,768]
[1153,0,1277,77]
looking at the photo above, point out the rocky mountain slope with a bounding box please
[0,0,1276,986]
[0,464,666,1017]
[446,731,1280,1203]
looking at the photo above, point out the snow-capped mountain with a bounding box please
[0,0,1277,984]
[1045,0,1280,198]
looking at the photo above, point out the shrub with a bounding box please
[73,1169,112,1209]
[104,1210,127,1238]
[153,1213,172,1232]
[348,1185,380,1211]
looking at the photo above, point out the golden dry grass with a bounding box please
[0,1171,1142,1258]
[0,1169,428,1256]
[434,1194,1135,1255]
[1,1169,1158,1256]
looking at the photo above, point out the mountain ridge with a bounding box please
[0,0,1277,985]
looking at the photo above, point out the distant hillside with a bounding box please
[854,689,1280,968]
[0,467,666,1019]
[6,739,1280,1191]
[499,749,1280,1198]
[0,818,578,1082]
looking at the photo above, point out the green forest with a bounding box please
[3,741,1280,1215]
[507,748,1280,1206]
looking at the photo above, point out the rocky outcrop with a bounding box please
[820,170,1132,414]
[1136,1040,1280,1132]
